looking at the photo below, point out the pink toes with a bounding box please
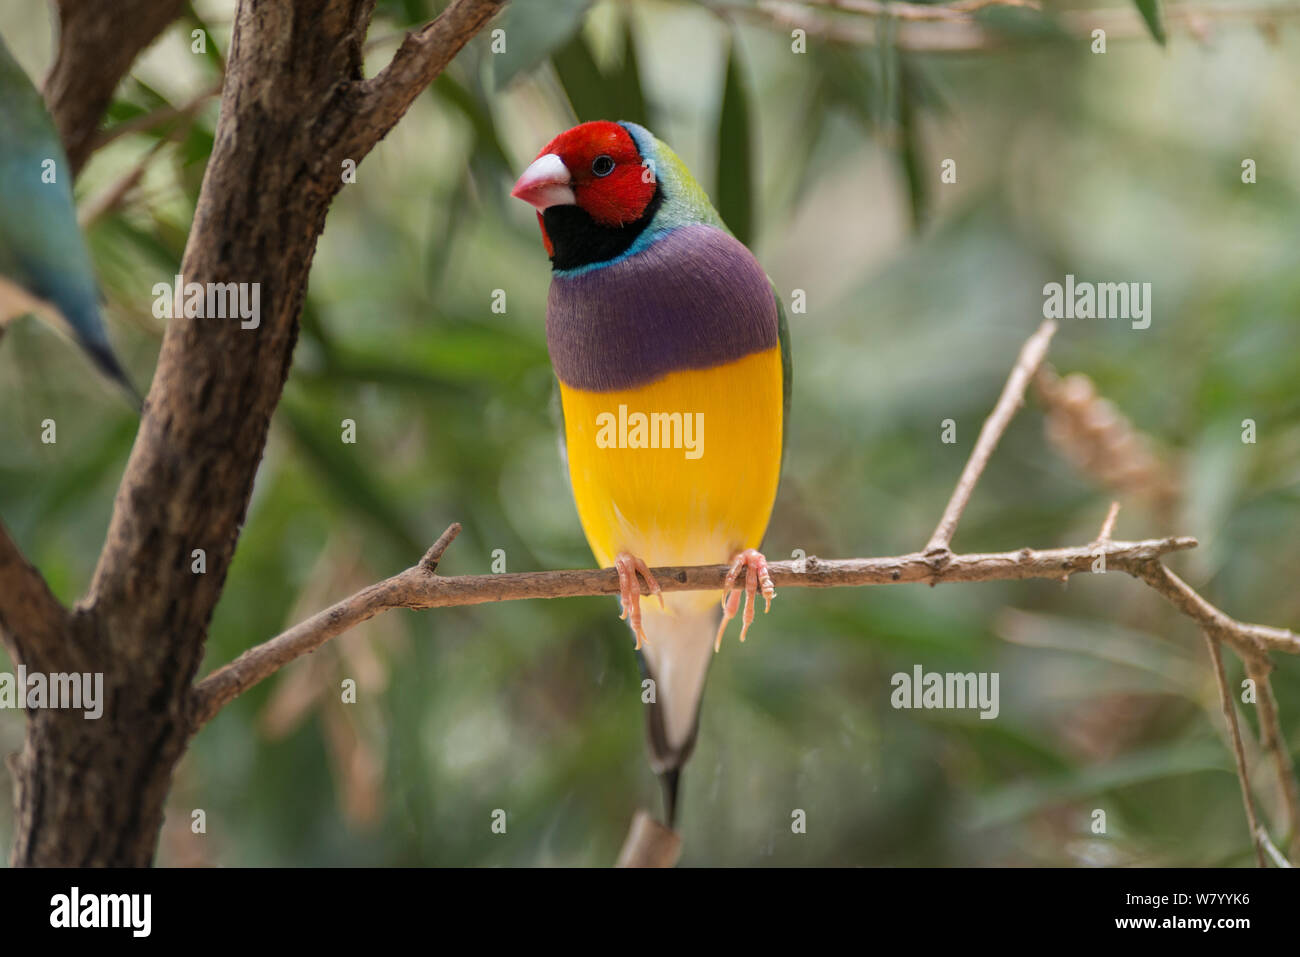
[715,549,776,651]
[615,553,663,650]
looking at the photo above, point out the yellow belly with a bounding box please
[559,347,783,609]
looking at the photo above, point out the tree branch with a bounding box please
[340,0,507,160]
[186,526,1300,731]
[170,313,1300,871]
[87,0,505,723]
[90,79,222,155]
[1130,561,1300,660]
[1245,656,1300,860]
[44,0,188,175]
[1094,500,1121,544]
[807,0,1042,22]
[79,138,170,228]
[12,0,506,867]
[1203,631,1266,867]
[1258,828,1294,868]
[0,520,71,673]
[925,319,1056,554]
[188,522,463,727]
[173,316,1300,873]
[615,810,682,867]
[724,0,1300,53]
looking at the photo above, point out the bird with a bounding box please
[512,120,790,827]
[0,35,138,404]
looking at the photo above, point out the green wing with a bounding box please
[774,285,792,475]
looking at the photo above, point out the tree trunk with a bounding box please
[7,0,505,866]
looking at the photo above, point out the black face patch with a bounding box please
[543,186,664,271]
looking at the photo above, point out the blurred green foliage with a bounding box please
[1,0,1298,866]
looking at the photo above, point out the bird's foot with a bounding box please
[615,553,664,650]
[714,549,775,651]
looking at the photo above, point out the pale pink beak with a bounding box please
[511,153,575,211]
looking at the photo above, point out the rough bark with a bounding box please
[44,0,188,175]
[11,0,504,867]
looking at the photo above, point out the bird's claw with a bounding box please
[714,549,775,651]
[615,553,664,650]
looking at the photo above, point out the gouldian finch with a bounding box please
[0,36,137,402]
[512,121,790,825]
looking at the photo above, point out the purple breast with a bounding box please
[546,224,778,392]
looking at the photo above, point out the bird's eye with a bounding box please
[591,155,615,177]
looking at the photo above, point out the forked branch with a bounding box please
[185,320,1299,867]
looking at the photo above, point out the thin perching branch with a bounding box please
[182,320,1300,871]
[187,532,1203,728]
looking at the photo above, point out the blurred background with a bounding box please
[1,0,1297,866]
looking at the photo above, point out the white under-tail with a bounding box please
[636,600,721,826]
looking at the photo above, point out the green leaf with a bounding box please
[432,74,511,173]
[973,5,1071,41]
[818,45,878,130]
[715,38,754,247]
[94,216,183,274]
[1133,0,1167,45]
[969,742,1230,829]
[611,17,649,128]
[373,0,429,25]
[424,172,471,289]
[127,78,174,111]
[897,60,927,233]
[550,30,607,123]
[551,17,649,126]
[491,0,592,88]
[103,99,150,126]
[34,417,137,523]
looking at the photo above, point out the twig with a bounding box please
[811,0,1041,21]
[724,0,1300,53]
[1095,501,1121,544]
[1130,562,1298,660]
[90,80,223,154]
[615,810,682,867]
[79,138,170,228]
[1244,656,1300,859]
[925,319,1056,554]
[341,0,507,161]
[419,522,463,572]
[1063,2,1300,36]
[188,523,462,727]
[1202,631,1266,867]
[1258,828,1294,868]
